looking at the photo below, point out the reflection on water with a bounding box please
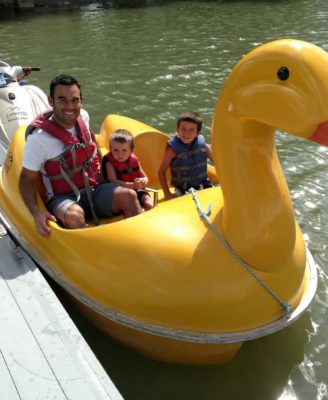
[277,136,328,400]
[57,286,313,400]
[1,1,328,399]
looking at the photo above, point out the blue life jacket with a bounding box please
[168,135,210,192]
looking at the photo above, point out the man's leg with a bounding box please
[94,183,142,218]
[47,195,86,229]
[60,203,85,228]
[112,186,142,217]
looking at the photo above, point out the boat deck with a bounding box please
[0,223,123,400]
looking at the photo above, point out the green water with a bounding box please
[1,1,328,399]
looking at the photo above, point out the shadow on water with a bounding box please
[0,0,296,19]
[0,1,185,21]
[50,277,312,400]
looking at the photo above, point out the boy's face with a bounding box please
[111,140,132,163]
[177,121,199,146]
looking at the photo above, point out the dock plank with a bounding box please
[0,267,67,400]
[0,350,21,400]
[0,230,123,400]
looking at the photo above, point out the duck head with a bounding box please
[216,39,328,143]
[211,39,328,271]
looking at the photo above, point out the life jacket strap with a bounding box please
[82,169,99,226]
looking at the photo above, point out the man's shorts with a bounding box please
[46,182,120,220]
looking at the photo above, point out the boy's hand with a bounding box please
[134,177,147,189]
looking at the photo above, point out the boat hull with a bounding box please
[1,207,317,364]
[71,295,242,364]
[0,116,318,364]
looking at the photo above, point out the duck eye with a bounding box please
[277,66,289,81]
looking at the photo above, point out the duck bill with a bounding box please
[309,121,328,146]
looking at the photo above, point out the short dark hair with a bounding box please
[49,74,82,98]
[177,111,203,132]
[110,129,135,150]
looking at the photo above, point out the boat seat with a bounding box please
[86,214,124,228]
[132,130,171,189]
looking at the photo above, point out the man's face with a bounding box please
[48,84,83,129]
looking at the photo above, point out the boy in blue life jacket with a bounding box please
[158,111,213,200]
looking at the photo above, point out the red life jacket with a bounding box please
[104,152,140,182]
[27,110,102,196]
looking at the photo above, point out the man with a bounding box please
[19,74,141,237]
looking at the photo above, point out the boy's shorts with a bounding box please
[46,182,120,220]
[175,179,213,196]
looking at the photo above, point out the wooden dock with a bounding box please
[0,224,123,400]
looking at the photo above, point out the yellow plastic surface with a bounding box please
[212,39,328,271]
[1,39,327,363]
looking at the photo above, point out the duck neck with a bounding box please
[213,117,298,271]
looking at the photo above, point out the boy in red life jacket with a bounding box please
[102,129,153,210]
[158,111,213,200]
[19,75,142,238]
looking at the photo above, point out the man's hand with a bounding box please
[19,167,56,237]
[33,209,56,238]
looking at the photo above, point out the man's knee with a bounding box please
[112,187,141,216]
[114,187,137,205]
[56,203,85,229]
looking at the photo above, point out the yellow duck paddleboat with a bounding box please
[0,39,327,364]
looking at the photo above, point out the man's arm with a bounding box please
[19,167,56,237]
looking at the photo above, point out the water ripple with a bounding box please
[1,1,328,398]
